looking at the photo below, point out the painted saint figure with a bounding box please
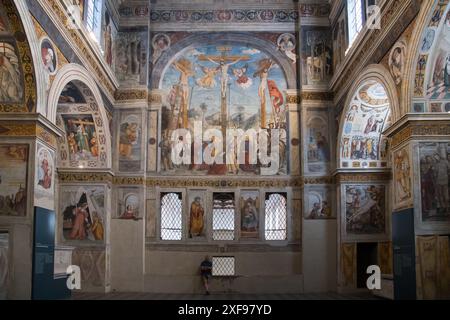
[205,57,242,98]
[37,155,52,189]
[189,197,204,237]
[103,12,113,66]
[69,194,90,240]
[242,199,258,232]
[119,122,139,159]
[0,42,23,102]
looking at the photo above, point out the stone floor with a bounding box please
[72,292,380,300]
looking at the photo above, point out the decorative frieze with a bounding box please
[301,92,334,101]
[335,172,392,183]
[0,121,58,147]
[389,120,450,149]
[114,90,148,101]
[58,171,114,183]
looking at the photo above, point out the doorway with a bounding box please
[0,232,9,299]
[356,242,378,289]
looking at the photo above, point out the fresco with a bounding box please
[305,186,333,220]
[102,9,117,69]
[117,188,140,220]
[419,142,450,222]
[340,81,390,169]
[115,31,147,85]
[151,33,170,64]
[306,110,330,174]
[240,190,259,238]
[332,8,347,71]
[388,39,407,86]
[0,0,36,113]
[188,191,206,239]
[394,146,412,209]
[58,82,86,104]
[301,26,332,86]
[160,44,288,175]
[119,114,141,172]
[34,143,55,210]
[56,91,108,169]
[0,144,28,216]
[427,6,450,100]
[61,185,105,242]
[345,185,386,235]
[40,38,57,74]
[413,2,450,102]
[62,114,99,162]
[277,33,296,63]
[0,41,23,103]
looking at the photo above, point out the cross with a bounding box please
[198,46,250,141]
[70,120,95,126]
[69,118,95,130]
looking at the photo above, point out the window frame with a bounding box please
[85,0,103,43]
[158,188,186,242]
[263,190,290,242]
[212,256,236,277]
[346,0,364,51]
[211,191,238,242]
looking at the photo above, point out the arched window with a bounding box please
[160,193,182,240]
[264,193,287,241]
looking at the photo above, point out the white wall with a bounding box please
[303,219,337,293]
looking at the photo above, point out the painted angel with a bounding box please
[232,64,253,89]
[196,66,219,89]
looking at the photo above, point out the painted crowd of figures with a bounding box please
[341,89,390,167]
[345,185,385,235]
[64,116,99,161]
[420,143,450,221]
[62,191,104,241]
[161,45,288,175]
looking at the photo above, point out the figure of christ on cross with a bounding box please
[198,47,250,170]
[198,47,250,141]
[199,47,250,99]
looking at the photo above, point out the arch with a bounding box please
[337,64,400,169]
[151,32,297,90]
[48,63,112,169]
[13,0,47,115]
[403,1,450,114]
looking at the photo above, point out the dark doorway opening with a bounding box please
[356,242,378,289]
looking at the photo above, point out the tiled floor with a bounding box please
[72,292,380,300]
